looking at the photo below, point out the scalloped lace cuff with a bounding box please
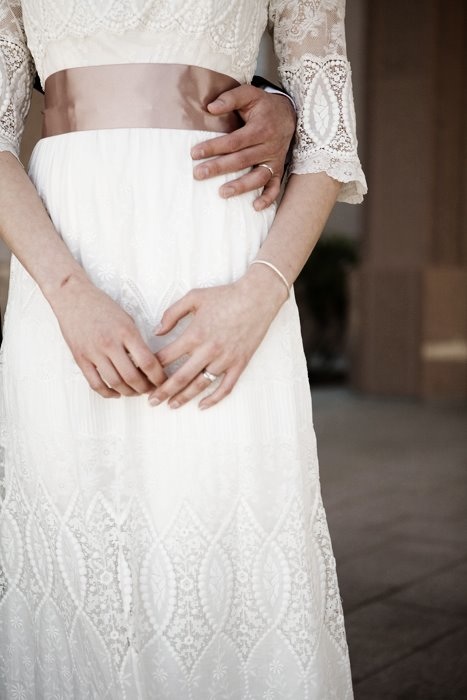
[289,153,367,204]
[0,139,20,160]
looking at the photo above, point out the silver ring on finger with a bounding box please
[257,163,275,178]
[202,369,218,383]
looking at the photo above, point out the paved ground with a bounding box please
[313,388,467,700]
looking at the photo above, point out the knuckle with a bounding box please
[99,334,113,351]
[125,369,141,385]
[155,352,168,368]
[260,188,273,202]
[225,134,242,154]
[257,169,271,184]
[88,377,102,392]
[139,354,156,372]
[120,322,135,341]
[238,154,252,170]
[224,181,239,194]
[241,84,256,98]
[198,140,214,157]
[227,181,243,195]
[262,124,274,141]
[210,338,223,355]
[189,328,203,345]
[175,371,191,387]
[205,161,219,177]
[160,310,171,325]
[232,150,255,170]
[184,290,197,309]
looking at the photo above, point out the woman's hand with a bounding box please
[147,265,288,410]
[191,85,296,211]
[48,274,166,398]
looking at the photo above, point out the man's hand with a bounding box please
[191,85,296,211]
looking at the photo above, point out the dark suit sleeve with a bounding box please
[251,74,289,96]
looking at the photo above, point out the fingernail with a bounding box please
[153,323,163,335]
[222,187,235,198]
[170,401,180,409]
[194,166,209,180]
[191,147,205,159]
[149,396,160,406]
[208,98,223,109]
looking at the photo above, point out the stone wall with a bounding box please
[350,0,467,399]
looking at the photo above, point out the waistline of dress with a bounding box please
[41,63,243,137]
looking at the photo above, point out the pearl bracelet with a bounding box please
[249,259,291,299]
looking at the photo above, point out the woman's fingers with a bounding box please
[156,334,192,368]
[155,291,198,336]
[148,349,213,406]
[199,367,240,410]
[51,277,168,398]
[95,357,139,397]
[124,337,167,387]
[81,360,120,399]
[166,372,213,408]
[146,275,286,410]
[112,347,154,394]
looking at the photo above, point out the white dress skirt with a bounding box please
[0,127,353,699]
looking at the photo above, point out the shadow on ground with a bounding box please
[313,388,467,700]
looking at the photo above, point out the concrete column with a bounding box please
[350,0,467,399]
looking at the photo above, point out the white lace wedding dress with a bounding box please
[0,1,366,698]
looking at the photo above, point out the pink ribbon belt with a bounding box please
[42,63,243,137]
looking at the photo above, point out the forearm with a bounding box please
[0,151,88,304]
[150,171,343,410]
[244,172,341,291]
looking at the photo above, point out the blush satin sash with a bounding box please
[42,63,243,137]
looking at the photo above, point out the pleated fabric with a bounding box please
[0,128,353,699]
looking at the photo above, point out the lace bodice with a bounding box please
[0,0,367,203]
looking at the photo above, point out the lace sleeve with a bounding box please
[0,0,35,161]
[269,0,367,203]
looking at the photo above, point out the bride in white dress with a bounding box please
[0,1,366,698]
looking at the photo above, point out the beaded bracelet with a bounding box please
[249,259,291,299]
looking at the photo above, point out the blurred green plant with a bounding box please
[294,234,359,384]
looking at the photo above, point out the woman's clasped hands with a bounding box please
[50,266,288,409]
[50,256,290,409]
[147,265,288,410]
